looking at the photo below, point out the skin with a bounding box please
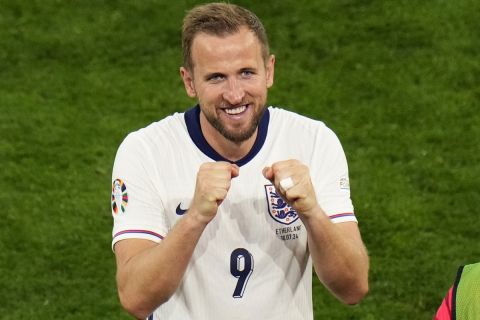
[114,27,369,319]
[180,27,274,161]
[262,160,369,304]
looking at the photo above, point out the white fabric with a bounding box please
[279,177,294,191]
[111,106,356,320]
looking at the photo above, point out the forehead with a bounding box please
[191,27,264,72]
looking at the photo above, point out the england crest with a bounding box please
[264,184,298,225]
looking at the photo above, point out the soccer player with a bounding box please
[111,3,369,319]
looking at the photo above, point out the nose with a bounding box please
[222,78,245,105]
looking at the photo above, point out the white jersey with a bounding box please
[111,106,357,320]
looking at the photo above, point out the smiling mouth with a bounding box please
[224,104,248,115]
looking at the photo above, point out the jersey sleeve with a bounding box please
[111,132,167,249]
[311,125,357,224]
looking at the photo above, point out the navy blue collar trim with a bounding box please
[184,105,270,167]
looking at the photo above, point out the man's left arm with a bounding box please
[263,160,369,304]
[302,209,369,304]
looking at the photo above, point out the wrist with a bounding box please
[298,204,328,222]
[185,207,214,227]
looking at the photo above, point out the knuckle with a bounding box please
[200,162,212,170]
[271,163,282,175]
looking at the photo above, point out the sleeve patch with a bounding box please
[112,179,129,214]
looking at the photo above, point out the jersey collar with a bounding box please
[184,105,270,167]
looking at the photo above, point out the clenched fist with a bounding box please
[263,159,319,218]
[190,162,239,223]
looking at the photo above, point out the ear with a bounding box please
[180,66,197,98]
[265,54,275,88]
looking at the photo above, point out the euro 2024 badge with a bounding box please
[264,184,298,225]
[339,175,350,190]
[112,178,128,214]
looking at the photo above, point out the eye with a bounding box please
[207,73,225,82]
[241,70,254,77]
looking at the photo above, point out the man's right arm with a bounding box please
[114,210,208,319]
[114,162,239,319]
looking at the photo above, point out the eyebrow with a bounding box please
[240,67,255,72]
[204,72,225,81]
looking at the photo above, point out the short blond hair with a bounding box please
[182,2,270,71]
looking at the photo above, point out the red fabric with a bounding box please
[434,286,453,320]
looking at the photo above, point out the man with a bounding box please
[111,3,369,319]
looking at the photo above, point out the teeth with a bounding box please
[225,105,247,115]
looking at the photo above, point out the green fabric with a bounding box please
[456,262,480,319]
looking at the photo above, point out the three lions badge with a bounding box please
[264,184,298,225]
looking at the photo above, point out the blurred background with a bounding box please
[1,0,479,318]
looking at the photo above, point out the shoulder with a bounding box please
[133,112,186,140]
[267,106,337,140]
[118,112,187,150]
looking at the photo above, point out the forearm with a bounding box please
[116,211,208,318]
[302,207,369,304]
